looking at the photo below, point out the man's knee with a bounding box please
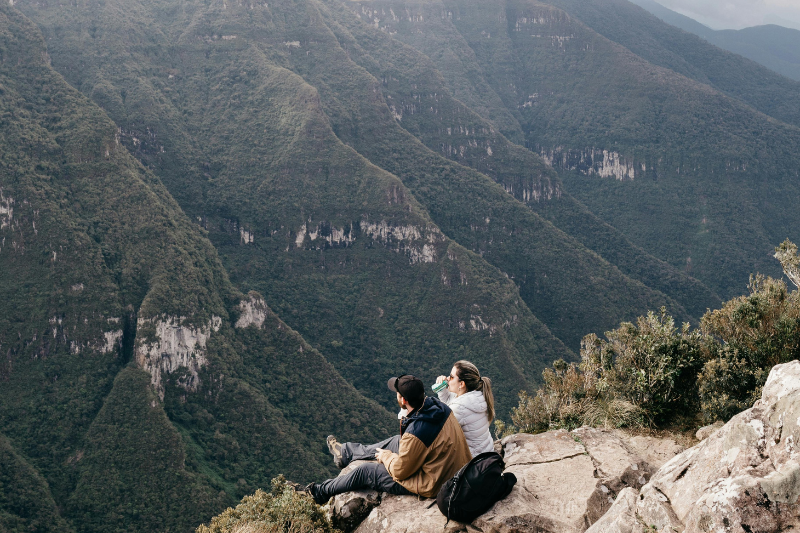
[353,462,383,483]
[353,462,396,492]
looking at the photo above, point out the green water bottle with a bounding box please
[432,381,448,393]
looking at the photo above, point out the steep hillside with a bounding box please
[12,0,578,416]
[546,0,800,129]
[331,0,720,322]
[389,0,800,299]
[0,5,395,531]
[631,0,800,82]
[15,0,721,356]
[714,25,800,83]
[0,433,73,533]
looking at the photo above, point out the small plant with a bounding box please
[197,476,341,533]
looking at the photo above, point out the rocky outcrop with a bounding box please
[134,315,222,398]
[330,428,683,532]
[235,293,270,329]
[588,360,800,532]
[695,420,724,441]
[329,363,800,532]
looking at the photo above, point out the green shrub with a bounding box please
[598,309,704,425]
[504,240,800,434]
[501,308,703,433]
[698,271,800,421]
[196,477,340,533]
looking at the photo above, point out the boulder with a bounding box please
[332,427,682,532]
[352,494,462,533]
[331,488,382,532]
[695,421,724,441]
[582,487,639,533]
[616,432,685,469]
[594,360,800,532]
[329,461,383,532]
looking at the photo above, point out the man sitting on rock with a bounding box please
[305,374,472,505]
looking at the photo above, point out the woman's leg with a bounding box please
[340,434,401,466]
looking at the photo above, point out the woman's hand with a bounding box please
[436,375,447,385]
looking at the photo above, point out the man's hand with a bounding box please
[375,447,392,464]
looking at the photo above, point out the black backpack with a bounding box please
[436,452,517,523]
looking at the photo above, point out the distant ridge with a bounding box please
[630,0,800,81]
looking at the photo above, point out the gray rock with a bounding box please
[597,360,800,532]
[331,489,382,532]
[329,461,383,532]
[612,432,685,470]
[635,484,683,532]
[584,487,640,533]
[694,421,723,441]
[573,427,656,526]
[334,428,659,532]
[352,494,463,533]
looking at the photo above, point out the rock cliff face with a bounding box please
[134,315,222,398]
[330,361,800,532]
[590,360,800,532]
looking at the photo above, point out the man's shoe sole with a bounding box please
[326,435,345,469]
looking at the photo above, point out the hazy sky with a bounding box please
[655,0,800,30]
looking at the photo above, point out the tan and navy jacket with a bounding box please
[382,396,472,498]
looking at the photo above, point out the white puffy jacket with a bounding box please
[437,389,494,456]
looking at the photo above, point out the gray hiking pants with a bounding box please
[340,434,400,466]
[316,435,414,500]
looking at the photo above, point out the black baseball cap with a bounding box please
[387,374,426,409]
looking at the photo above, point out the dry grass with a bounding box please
[231,523,324,533]
[614,426,699,449]
[580,398,645,430]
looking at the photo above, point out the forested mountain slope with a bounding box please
[631,0,800,82]
[544,0,800,129]
[12,0,579,412]
[359,0,800,299]
[3,0,799,530]
[330,0,719,322]
[0,433,73,533]
[0,6,396,531]
[14,0,718,356]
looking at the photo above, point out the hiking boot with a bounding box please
[287,481,305,492]
[304,482,329,506]
[327,435,344,469]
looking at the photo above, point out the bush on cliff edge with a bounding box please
[196,476,340,533]
[499,239,800,435]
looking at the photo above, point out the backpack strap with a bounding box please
[445,472,464,526]
[498,472,517,500]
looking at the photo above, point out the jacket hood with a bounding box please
[401,396,451,435]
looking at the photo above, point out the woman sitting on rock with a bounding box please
[435,360,495,456]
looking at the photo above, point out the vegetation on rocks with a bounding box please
[501,241,800,435]
[197,477,339,533]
